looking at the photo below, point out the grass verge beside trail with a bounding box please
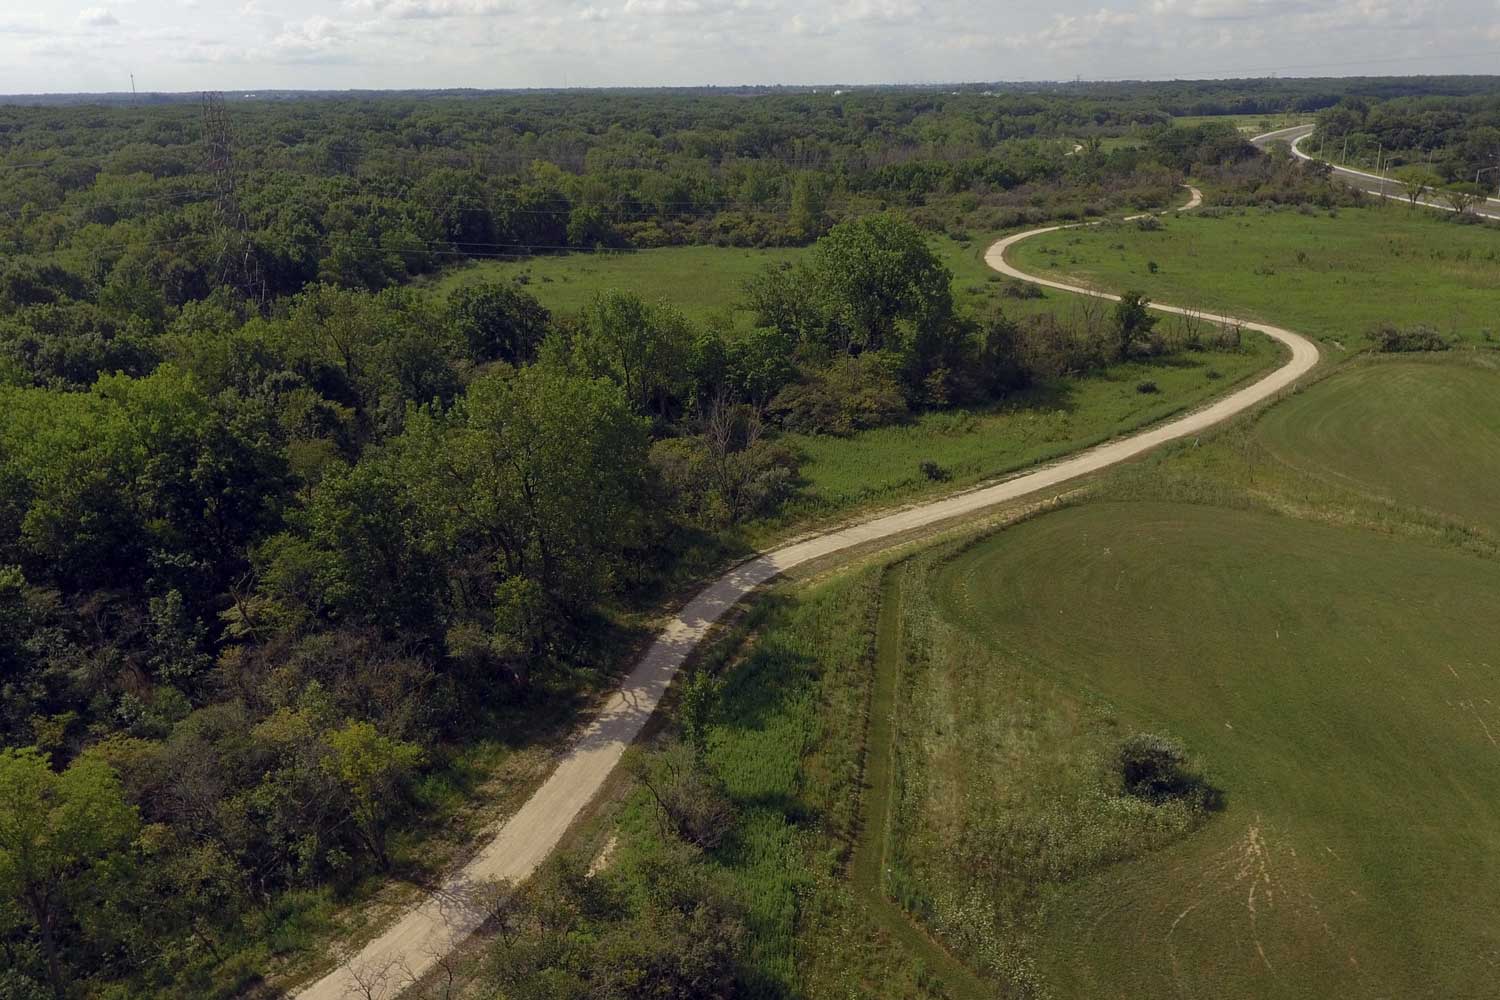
[1007,203,1500,351]
[683,570,955,1000]
[770,338,1277,535]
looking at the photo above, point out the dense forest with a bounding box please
[0,79,1487,999]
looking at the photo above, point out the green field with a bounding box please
[423,244,804,325]
[903,499,1500,998]
[1171,112,1311,134]
[678,353,1500,999]
[772,339,1277,529]
[1255,358,1500,535]
[423,234,1051,326]
[1007,205,1500,351]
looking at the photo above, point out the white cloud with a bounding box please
[1027,8,1139,50]
[263,14,355,61]
[78,7,120,27]
[1151,0,1316,18]
[346,0,511,17]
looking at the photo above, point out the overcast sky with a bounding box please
[1,0,1497,94]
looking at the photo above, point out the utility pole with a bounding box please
[1340,133,1350,164]
[1479,164,1500,199]
[201,92,266,309]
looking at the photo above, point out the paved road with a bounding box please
[295,189,1319,1000]
[1253,124,1500,221]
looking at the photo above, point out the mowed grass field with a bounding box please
[1255,358,1500,535]
[1006,205,1500,351]
[686,353,1500,998]
[917,499,1500,999]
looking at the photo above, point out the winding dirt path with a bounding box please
[297,188,1319,1000]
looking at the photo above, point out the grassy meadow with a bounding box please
[1007,204,1500,352]
[421,233,1050,326]
[653,352,1500,999]
[422,244,804,326]
[1254,357,1500,535]
[771,338,1277,531]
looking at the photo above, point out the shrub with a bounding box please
[1135,380,1159,394]
[1114,291,1158,361]
[628,741,736,850]
[1000,279,1044,300]
[918,460,949,482]
[650,408,799,529]
[1370,322,1451,353]
[1118,732,1192,802]
[1015,311,1114,378]
[769,353,908,436]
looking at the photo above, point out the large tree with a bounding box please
[806,212,954,356]
[0,748,138,999]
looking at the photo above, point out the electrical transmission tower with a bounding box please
[201,92,266,309]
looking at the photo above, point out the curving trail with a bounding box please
[297,188,1319,1000]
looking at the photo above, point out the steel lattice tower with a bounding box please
[201,92,265,308]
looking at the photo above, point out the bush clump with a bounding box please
[768,353,908,436]
[918,460,950,482]
[1135,380,1160,394]
[1001,279,1045,300]
[628,740,736,850]
[1370,322,1451,353]
[1118,732,1194,803]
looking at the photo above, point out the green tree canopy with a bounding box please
[0,748,138,998]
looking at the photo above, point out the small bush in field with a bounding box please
[1118,733,1191,802]
[1206,369,1222,380]
[1136,380,1159,394]
[918,460,949,482]
[628,741,735,850]
[1370,322,1451,353]
[1146,260,1159,273]
[1001,279,1045,299]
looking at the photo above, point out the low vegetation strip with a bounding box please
[299,190,1321,999]
[841,569,992,1000]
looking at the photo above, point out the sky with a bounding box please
[1,0,1498,94]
